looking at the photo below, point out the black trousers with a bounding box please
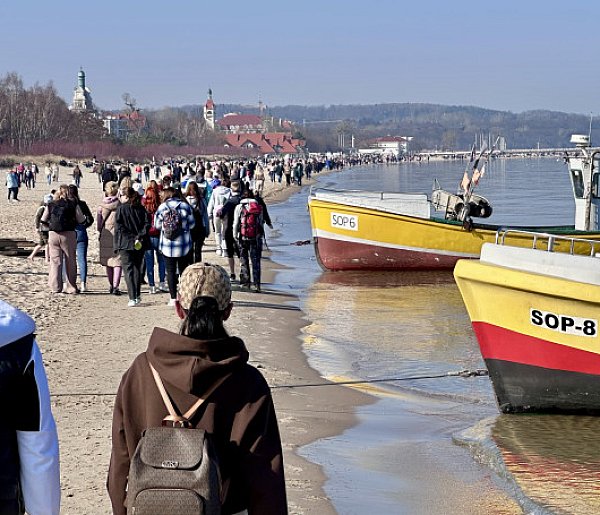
[7,187,18,200]
[120,249,144,300]
[190,234,206,263]
[239,238,262,287]
[163,251,193,300]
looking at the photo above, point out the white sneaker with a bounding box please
[149,286,157,294]
[135,297,141,305]
[127,299,137,307]
[159,282,169,292]
[80,282,87,292]
[167,298,177,307]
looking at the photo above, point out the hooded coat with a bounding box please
[0,300,60,515]
[107,327,287,515]
[97,196,121,267]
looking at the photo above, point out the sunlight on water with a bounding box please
[493,416,600,514]
[302,271,492,403]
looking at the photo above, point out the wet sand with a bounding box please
[0,165,372,514]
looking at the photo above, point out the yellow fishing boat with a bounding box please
[454,230,600,413]
[308,135,600,270]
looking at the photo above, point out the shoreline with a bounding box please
[0,164,370,513]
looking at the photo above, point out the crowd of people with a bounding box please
[1,151,391,513]
[22,158,279,304]
[1,156,306,513]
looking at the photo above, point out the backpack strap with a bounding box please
[148,360,230,426]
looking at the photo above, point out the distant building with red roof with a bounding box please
[217,113,264,134]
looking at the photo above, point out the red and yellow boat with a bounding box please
[308,135,600,271]
[308,188,600,271]
[454,230,600,413]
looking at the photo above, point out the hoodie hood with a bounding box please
[215,186,231,197]
[146,327,249,394]
[0,300,35,348]
[102,196,120,210]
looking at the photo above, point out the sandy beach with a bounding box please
[0,164,372,514]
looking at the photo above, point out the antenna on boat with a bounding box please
[589,113,594,147]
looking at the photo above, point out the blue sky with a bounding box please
[1,1,598,114]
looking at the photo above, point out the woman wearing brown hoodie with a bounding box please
[107,262,287,514]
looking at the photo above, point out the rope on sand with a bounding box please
[49,369,489,397]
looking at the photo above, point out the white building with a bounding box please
[103,116,129,140]
[69,68,94,113]
[358,136,412,158]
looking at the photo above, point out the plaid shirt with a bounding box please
[154,199,196,257]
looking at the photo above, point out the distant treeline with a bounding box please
[186,102,597,152]
[2,68,596,158]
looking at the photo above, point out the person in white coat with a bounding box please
[207,178,232,257]
[0,300,61,514]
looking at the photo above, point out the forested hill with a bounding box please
[185,102,595,151]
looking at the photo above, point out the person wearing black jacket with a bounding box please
[101,165,118,189]
[114,187,150,307]
[218,181,241,280]
[68,185,94,292]
[40,185,86,294]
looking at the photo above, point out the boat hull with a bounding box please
[476,323,600,413]
[309,195,600,271]
[454,255,600,413]
[313,236,461,270]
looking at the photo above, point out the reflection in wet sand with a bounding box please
[493,415,600,514]
[303,270,491,403]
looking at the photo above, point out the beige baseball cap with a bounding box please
[177,262,231,311]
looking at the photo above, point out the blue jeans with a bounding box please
[76,237,88,283]
[144,236,165,286]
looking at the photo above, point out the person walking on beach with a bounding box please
[51,162,59,182]
[97,181,124,295]
[219,181,242,281]
[283,162,292,187]
[28,193,53,261]
[153,187,196,306]
[6,168,20,202]
[24,165,34,189]
[153,162,162,180]
[253,165,265,196]
[41,185,86,294]
[68,185,94,292]
[234,189,264,292]
[293,161,304,186]
[102,164,118,189]
[186,180,210,263]
[71,164,82,188]
[207,178,232,257]
[107,262,287,515]
[114,187,150,307]
[0,300,61,515]
[142,184,167,293]
[45,163,53,185]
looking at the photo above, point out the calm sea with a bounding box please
[267,158,600,514]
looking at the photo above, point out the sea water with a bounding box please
[267,158,600,514]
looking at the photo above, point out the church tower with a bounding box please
[70,67,94,113]
[204,88,215,130]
